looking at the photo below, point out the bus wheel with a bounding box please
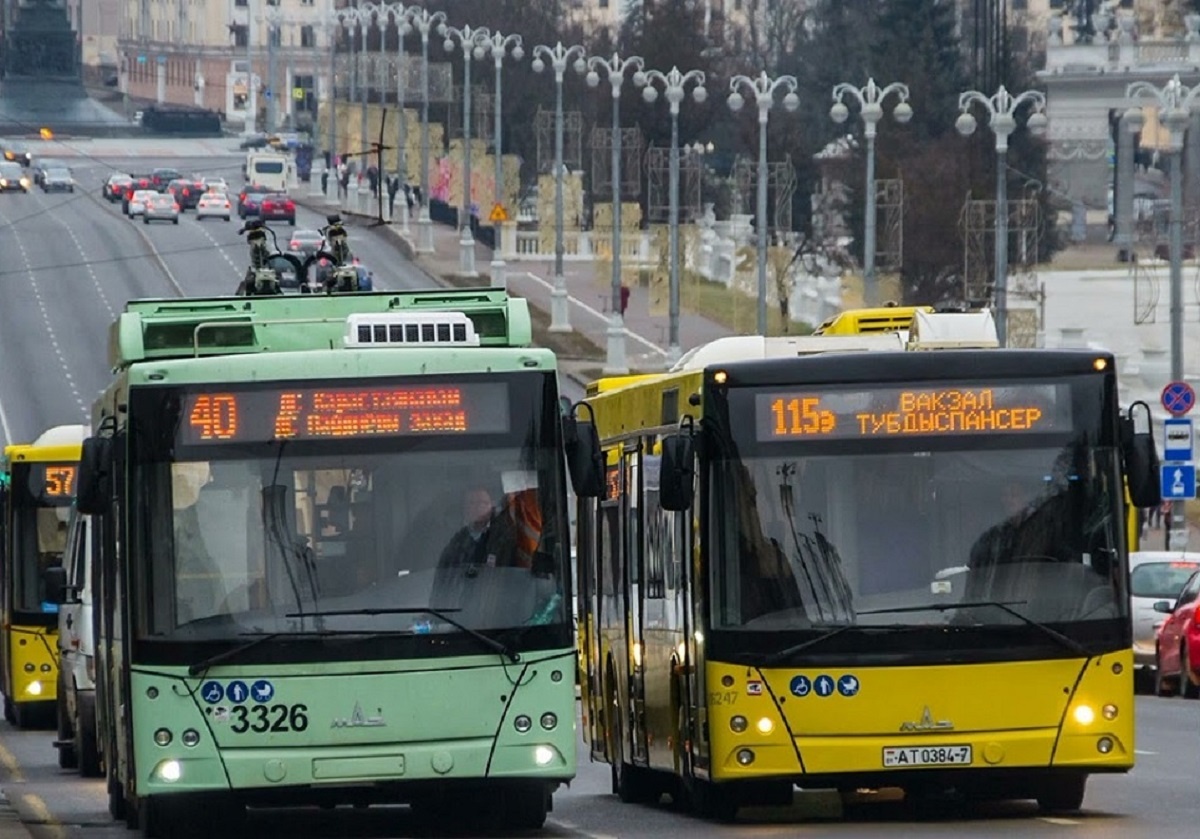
[1035,775,1087,814]
[56,681,77,769]
[608,685,657,804]
[77,694,102,778]
[502,784,549,830]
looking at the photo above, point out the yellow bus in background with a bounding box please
[575,312,1160,821]
[0,425,87,728]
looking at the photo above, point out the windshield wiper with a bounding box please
[186,628,421,677]
[283,606,520,663]
[856,600,1089,657]
[760,623,858,666]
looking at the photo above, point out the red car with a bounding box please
[259,193,295,225]
[1154,568,1200,698]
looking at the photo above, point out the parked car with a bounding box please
[1153,568,1200,698]
[0,161,29,192]
[258,193,296,225]
[195,191,232,221]
[143,193,180,224]
[40,168,74,193]
[103,173,132,202]
[1130,551,1200,689]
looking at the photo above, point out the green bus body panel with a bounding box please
[130,651,577,795]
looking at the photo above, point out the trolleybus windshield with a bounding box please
[9,462,75,616]
[711,377,1127,662]
[126,374,571,657]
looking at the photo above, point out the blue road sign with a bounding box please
[200,681,224,704]
[1161,463,1197,500]
[814,674,835,697]
[250,680,275,703]
[1165,418,1194,461]
[837,674,860,697]
[1162,381,1196,417]
[226,680,249,704]
[789,675,811,697]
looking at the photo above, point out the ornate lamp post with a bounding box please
[956,85,1048,346]
[642,66,707,364]
[727,71,800,336]
[533,42,587,333]
[408,7,446,253]
[324,5,345,202]
[829,78,912,307]
[483,31,524,288]
[585,52,647,375]
[442,23,492,277]
[356,3,380,159]
[387,2,414,233]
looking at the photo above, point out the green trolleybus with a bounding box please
[75,289,597,836]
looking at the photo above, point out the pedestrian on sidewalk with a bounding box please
[368,165,380,198]
[405,182,416,213]
[386,173,399,217]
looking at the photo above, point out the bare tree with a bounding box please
[740,0,809,71]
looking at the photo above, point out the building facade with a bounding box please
[118,0,334,129]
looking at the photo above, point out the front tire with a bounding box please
[77,694,102,778]
[1035,774,1087,813]
[56,678,77,769]
[1181,645,1199,699]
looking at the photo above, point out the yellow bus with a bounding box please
[575,313,1160,820]
[0,425,87,728]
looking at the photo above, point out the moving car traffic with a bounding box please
[1130,551,1200,690]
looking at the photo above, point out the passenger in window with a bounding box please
[435,486,516,577]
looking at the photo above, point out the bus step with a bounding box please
[51,740,73,750]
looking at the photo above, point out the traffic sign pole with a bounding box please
[1161,381,1195,550]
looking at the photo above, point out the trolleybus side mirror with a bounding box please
[1121,401,1161,509]
[563,403,603,498]
[659,434,696,512]
[76,436,114,516]
[43,565,68,605]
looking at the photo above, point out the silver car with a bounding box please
[144,193,180,225]
[1129,551,1200,679]
[41,168,74,193]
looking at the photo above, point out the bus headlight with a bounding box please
[534,746,555,766]
[540,713,557,731]
[181,729,201,748]
[23,664,34,673]
[154,760,182,782]
[1072,705,1095,726]
[756,717,775,735]
[25,681,42,696]
[1097,737,1114,754]
[736,748,755,765]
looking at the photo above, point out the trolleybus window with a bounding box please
[10,463,74,614]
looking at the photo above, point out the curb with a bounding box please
[0,792,35,839]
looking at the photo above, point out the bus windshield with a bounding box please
[711,413,1127,660]
[128,374,570,648]
[9,463,75,616]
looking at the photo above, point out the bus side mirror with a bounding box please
[659,434,695,512]
[563,415,603,498]
[43,566,68,606]
[1121,402,1161,509]
[76,436,113,516]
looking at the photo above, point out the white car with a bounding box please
[1129,550,1200,682]
[127,189,157,218]
[202,176,228,192]
[196,191,232,221]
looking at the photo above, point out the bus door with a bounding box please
[575,495,602,750]
[622,442,649,765]
[596,458,623,764]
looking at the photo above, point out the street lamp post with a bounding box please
[389,3,414,234]
[727,71,800,336]
[483,31,524,289]
[326,7,343,201]
[357,3,378,163]
[586,52,647,375]
[642,66,707,365]
[1125,74,1200,549]
[409,8,446,253]
[829,78,912,308]
[443,23,492,277]
[955,85,1048,346]
[244,0,257,136]
[264,8,284,134]
[533,42,587,333]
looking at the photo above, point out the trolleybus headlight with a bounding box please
[154,759,182,782]
[25,681,42,696]
[736,748,755,766]
[756,717,775,735]
[1097,737,1114,754]
[1101,704,1118,720]
[153,728,173,747]
[730,715,748,733]
[514,715,533,733]
[534,746,555,766]
[1072,705,1095,726]
[181,729,201,748]
[22,664,34,673]
[540,713,558,731]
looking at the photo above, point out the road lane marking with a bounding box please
[0,739,24,783]
[18,793,65,837]
[548,819,619,838]
[1038,816,1081,825]
[1135,749,1157,755]
[79,182,186,298]
[522,271,667,356]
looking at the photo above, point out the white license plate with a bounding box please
[882,744,972,767]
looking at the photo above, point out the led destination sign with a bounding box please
[755,383,1071,441]
[26,464,77,500]
[180,383,510,445]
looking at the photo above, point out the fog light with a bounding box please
[756,717,774,735]
[736,748,755,766]
[22,664,34,673]
[540,712,557,731]
[26,681,42,696]
[534,746,555,766]
[1111,662,1123,675]
[1072,705,1095,726]
[154,760,182,782]
[1097,736,1114,754]
[514,715,532,733]
[730,715,748,733]
[181,729,200,748]
[154,728,172,747]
